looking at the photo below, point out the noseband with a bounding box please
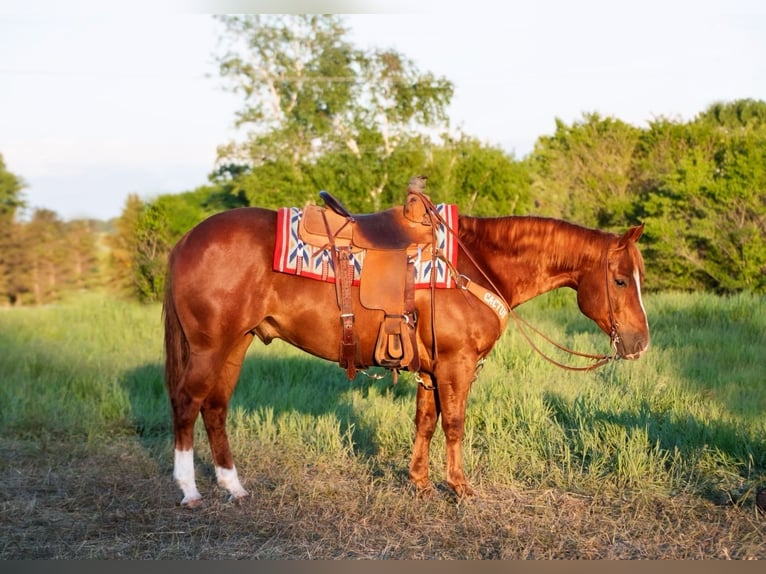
[604,247,623,355]
[417,195,623,372]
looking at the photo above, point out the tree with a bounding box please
[23,209,67,305]
[697,98,766,130]
[0,153,25,217]
[214,14,454,210]
[107,194,171,303]
[528,112,640,228]
[66,219,101,292]
[632,110,766,293]
[107,194,143,298]
[0,153,26,305]
[427,135,532,216]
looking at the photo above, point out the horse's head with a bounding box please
[576,224,650,360]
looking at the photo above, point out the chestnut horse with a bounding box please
[163,206,649,506]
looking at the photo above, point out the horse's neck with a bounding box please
[458,216,607,306]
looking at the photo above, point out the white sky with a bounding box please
[1,0,764,220]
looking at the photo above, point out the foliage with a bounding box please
[528,112,640,227]
[0,153,25,218]
[0,209,103,306]
[106,183,251,303]
[214,14,454,211]
[0,155,105,306]
[631,111,766,292]
[0,154,26,305]
[528,101,766,293]
[423,135,533,216]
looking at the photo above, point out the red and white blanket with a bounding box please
[272,204,459,288]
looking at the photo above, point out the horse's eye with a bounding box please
[615,278,627,287]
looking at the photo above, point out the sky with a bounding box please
[1,0,764,221]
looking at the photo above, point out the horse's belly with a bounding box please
[256,300,387,366]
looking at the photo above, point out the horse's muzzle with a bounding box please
[616,336,649,360]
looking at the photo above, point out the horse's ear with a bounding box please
[620,223,644,245]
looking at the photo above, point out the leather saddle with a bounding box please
[296,176,437,379]
[299,190,434,251]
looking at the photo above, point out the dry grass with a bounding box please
[1,436,763,560]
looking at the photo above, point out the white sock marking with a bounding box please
[174,449,202,505]
[215,465,249,500]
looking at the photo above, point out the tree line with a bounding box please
[1,15,764,306]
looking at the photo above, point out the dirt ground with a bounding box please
[1,437,764,559]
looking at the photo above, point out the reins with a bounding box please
[414,190,619,373]
[505,309,618,372]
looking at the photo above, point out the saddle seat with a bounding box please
[296,177,437,379]
[299,192,434,251]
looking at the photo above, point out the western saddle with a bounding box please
[297,176,439,380]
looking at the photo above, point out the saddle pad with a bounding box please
[273,203,459,288]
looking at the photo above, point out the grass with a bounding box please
[0,290,764,558]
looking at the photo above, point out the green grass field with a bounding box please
[1,290,764,558]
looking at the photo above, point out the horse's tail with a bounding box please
[163,257,189,400]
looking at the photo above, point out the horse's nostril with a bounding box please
[618,337,649,360]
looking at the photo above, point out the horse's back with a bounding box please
[173,206,275,256]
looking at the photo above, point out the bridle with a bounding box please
[507,246,622,372]
[415,191,623,373]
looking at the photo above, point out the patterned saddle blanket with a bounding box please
[272,203,459,289]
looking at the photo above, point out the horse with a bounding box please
[163,202,649,506]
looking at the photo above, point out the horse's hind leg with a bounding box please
[170,353,210,507]
[200,334,253,502]
[171,337,249,506]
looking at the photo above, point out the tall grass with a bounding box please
[0,293,163,439]
[0,289,763,503]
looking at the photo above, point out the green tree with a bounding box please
[698,98,766,130]
[0,153,26,305]
[133,201,171,302]
[529,112,641,228]
[214,14,454,211]
[632,107,766,293]
[107,194,143,298]
[0,154,25,217]
[66,219,101,292]
[426,135,532,216]
[107,194,171,303]
[23,209,67,305]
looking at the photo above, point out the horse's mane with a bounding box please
[458,215,613,270]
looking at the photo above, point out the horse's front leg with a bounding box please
[435,365,475,497]
[409,373,439,494]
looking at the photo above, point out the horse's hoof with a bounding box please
[453,483,475,498]
[411,478,434,498]
[180,496,204,509]
[228,491,249,505]
[415,483,435,499]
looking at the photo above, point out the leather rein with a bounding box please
[503,250,622,372]
[416,193,620,372]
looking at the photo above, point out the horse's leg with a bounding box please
[409,373,440,494]
[170,350,220,507]
[434,363,476,497]
[199,334,253,502]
